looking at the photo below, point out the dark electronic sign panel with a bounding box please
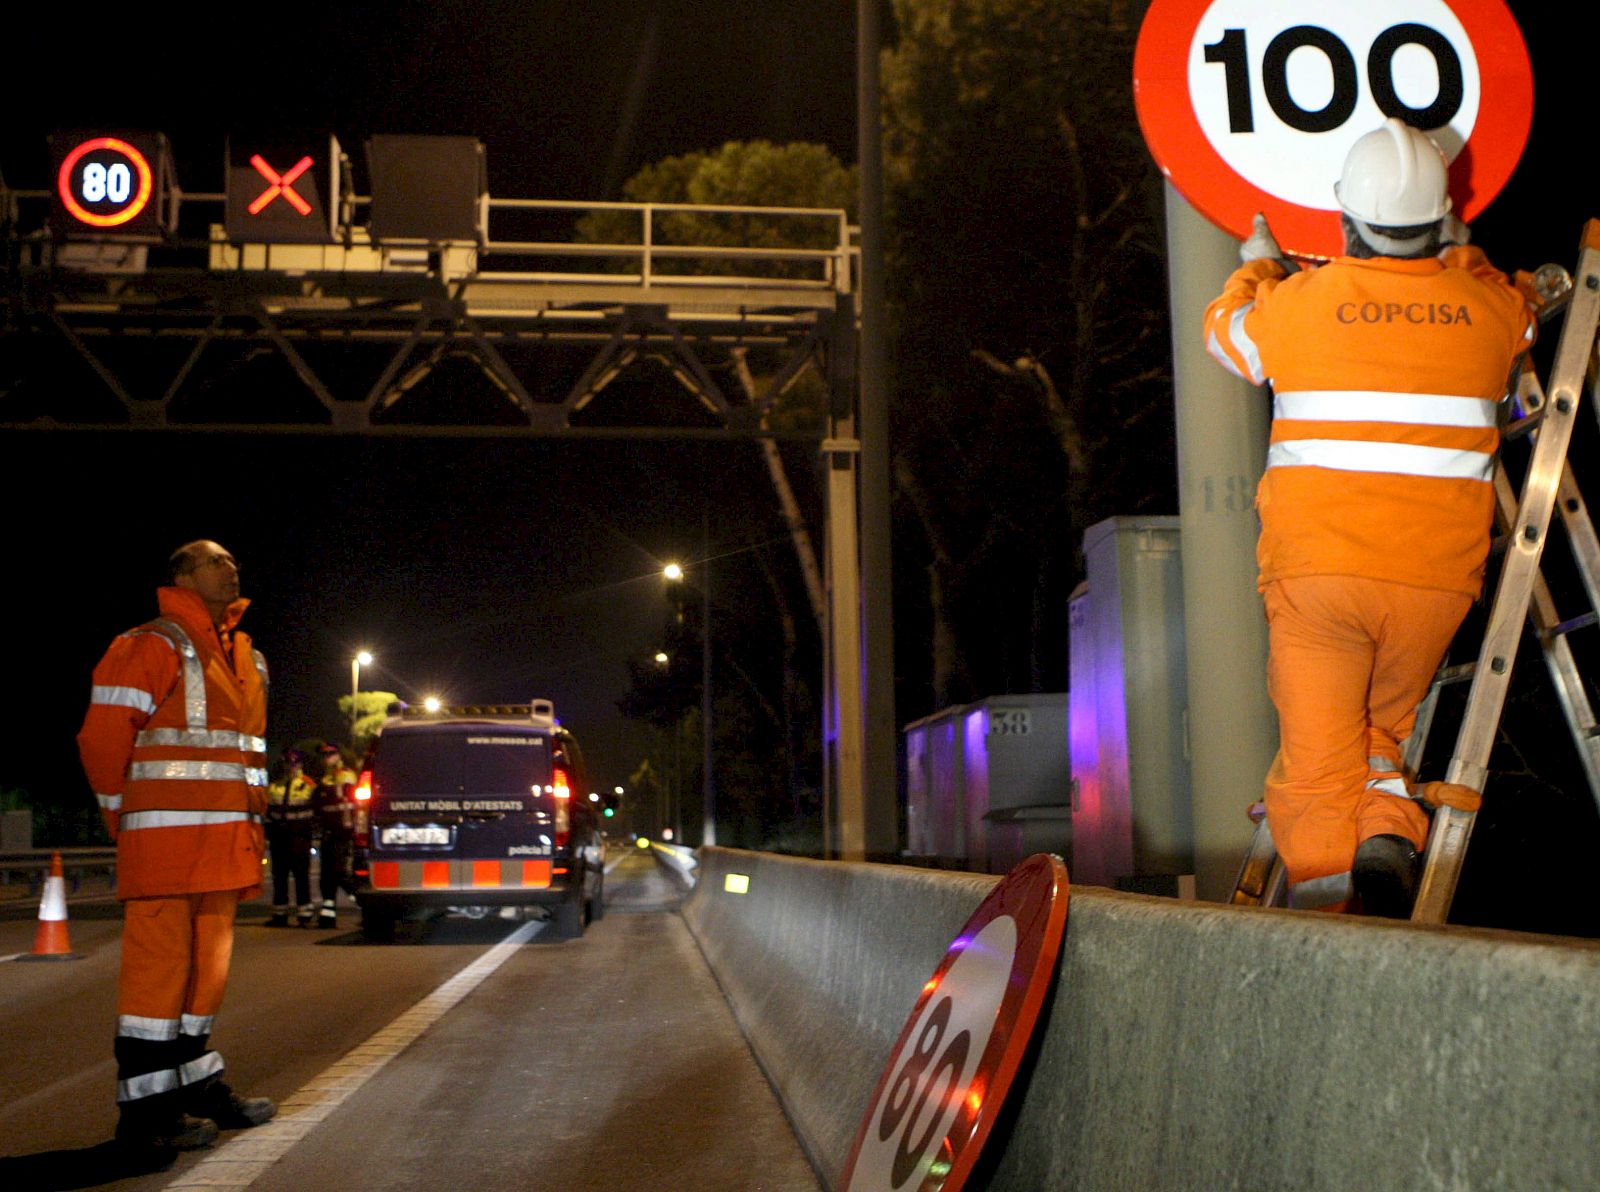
[366,135,485,243]
[49,131,175,240]
[225,135,341,244]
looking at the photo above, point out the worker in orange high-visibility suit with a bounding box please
[78,540,278,1159]
[1203,118,1536,917]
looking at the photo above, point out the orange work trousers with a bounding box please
[118,890,239,1021]
[1262,575,1471,911]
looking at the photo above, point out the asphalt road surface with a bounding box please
[0,850,819,1191]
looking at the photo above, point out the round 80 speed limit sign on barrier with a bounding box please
[837,853,1069,1192]
[1133,0,1533,258]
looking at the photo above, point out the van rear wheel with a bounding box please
[588,872,605,922]
[551,891,585,939]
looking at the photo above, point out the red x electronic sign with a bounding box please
[225,136,340,244]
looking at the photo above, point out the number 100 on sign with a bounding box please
[1133,0,1533,258]
[1193,0,1478,210]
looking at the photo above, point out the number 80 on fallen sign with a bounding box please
[1133,0,1533,259]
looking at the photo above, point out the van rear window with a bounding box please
[465,742,551,795]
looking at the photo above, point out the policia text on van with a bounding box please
[351,700,607,940]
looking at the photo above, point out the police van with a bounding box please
[352,699,605,941]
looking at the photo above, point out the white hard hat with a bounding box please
[1334,118,1452,226]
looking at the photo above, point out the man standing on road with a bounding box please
[77,540,277,1159]
[312,742,357,928]
[265,747,317,927]
[1203,119,1536,917]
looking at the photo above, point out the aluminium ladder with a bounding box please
[1230,219,1600,924]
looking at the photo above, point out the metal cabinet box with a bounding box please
[904,694,1069,873]
[1068,516,1193,889]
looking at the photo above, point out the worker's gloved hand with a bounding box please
[1239,213,1284,263]
[1440,213,1471,248]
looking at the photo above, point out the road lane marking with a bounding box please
[163,918,543,1189]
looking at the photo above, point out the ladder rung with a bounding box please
[1435,662,1477,686]
[1503,410,1545,441]
[1544,611,1600,640]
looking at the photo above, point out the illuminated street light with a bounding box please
[350,650,373,733]
[654,651,669,666]
[662,562,683,582]
[423,695,442,714]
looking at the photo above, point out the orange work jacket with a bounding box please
[77,587,269,899]
[1203,247,1534,596]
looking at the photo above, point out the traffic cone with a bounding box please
[20,851,82,962]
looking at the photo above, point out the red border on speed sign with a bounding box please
[1133,0,1533,258]
[837,853,1069,1192]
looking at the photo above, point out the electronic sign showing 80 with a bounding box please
[58,137,153,227]
[49,131,172,239]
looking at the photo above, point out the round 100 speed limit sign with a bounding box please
[1133,0,1533,259]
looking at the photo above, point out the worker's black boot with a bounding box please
[187,1077,276,1129]
[115,1091,218,1156]
[1353,834,1420,919]
[265,908,289,927]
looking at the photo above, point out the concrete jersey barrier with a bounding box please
[682,846,1600,1191]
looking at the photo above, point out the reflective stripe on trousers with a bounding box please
[1289,870,1355,911]
[116,1052,223,1103]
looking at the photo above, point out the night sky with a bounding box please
[2,2,1597,854]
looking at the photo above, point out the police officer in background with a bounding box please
[264,747,316,927]
[312,742,357,928]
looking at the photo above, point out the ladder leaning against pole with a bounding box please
[1229,219,1600,924]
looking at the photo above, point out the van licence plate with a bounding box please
[381,825,452,846]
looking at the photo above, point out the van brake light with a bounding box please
[552,766,571,848]
[355,770,373,802]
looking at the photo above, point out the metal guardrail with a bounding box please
[0,848,117,899]
[6,189,856,299]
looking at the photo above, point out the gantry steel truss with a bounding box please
[0,197,855,439]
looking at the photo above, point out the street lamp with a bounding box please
[654,651,669,666]
[662,559,714,847]
[350,650,372,733]
[423,695,442,714]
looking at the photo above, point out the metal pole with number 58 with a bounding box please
[1133,0,1534,259]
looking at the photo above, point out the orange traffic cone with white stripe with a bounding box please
[21,851,81,962]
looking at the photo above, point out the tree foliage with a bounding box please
[575,139,857,281]
[882,0,1175,709]
[336,689,401,756]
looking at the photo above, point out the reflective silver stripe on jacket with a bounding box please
[1288,871,1354,910]
[1366,776,1411,799]
[1266,439,1494,482]
[97,792,122,812]
[91,685,157,714]
[1275,390,1499,428]
[178,1051,224,1087]
[182,1013,215,1037]
[117,1014,179,1041]
[128,760,268,784]
[252,648,269,690]
[117,1068,179,1103]
[134,727,268,753]
[141,618,206,730]
[119,809,262,831]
